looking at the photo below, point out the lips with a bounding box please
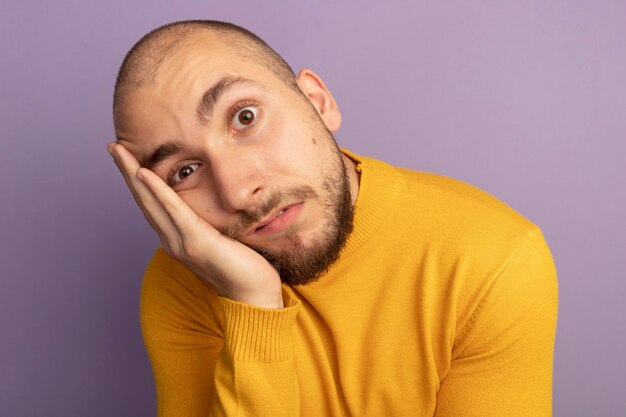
[247,203,304,236]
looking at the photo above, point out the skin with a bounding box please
[110,31,360,309]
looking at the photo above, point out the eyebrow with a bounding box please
[196,76,261,123]
[139,141,183,170]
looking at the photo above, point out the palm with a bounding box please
[110,142,284,309]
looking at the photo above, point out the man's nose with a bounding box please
[208,152,267,212]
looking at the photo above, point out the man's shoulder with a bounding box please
[356,152,541,258]
[399,166,533,227]
[362,156,556,329]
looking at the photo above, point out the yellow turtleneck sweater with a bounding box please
[140,151,558,417]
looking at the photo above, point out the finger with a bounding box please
[108,141,144,190]
[108,142,160,225]
[137,166,220,240]
[108,142,179,240]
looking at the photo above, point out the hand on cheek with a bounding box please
[107,142,285,309]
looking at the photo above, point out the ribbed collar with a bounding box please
[338,149,405,259]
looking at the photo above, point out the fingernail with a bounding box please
[109,144,120,163]
[107,143,116,156]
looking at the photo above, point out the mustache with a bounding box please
[219,186,317,239]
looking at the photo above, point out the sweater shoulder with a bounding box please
[394,166,539,249]
[345,152,541,261]
[361,161,551,300]
[403,167,534,224]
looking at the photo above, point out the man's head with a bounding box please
[113,20,358,285]
[113,20,300,115]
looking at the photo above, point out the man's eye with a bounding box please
[170,163,201,185]
[232,106,257,130]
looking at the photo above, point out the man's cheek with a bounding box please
[179,190,218,225]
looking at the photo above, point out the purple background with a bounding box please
[1,1,625,416]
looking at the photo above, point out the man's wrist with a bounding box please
[224,285,285,309]
[219,291,300,362]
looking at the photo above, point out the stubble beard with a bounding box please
[224,136,355,286]
[253,149,354,286]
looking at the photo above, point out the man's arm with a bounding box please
[108,142,283,309]
[141,250,300,417]
[434,228,559,416]
[109,143,301,416]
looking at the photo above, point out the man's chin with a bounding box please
[252,248,331,286]
[246,223,351,286]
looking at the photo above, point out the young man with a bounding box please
[109,20,558,417]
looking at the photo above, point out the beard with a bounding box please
[251,155,354,286]
[222,134,355,286]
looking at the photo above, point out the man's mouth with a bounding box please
[246,203,304,236]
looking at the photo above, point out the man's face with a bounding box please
[114,33,357,285]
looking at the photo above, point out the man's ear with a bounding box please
[295,68,342,132]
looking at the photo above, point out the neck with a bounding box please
[341,154,361,207]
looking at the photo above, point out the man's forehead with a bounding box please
[152,42,279,106]
[163,31,254,72]
[114,73,274,159]
[114,30,291,150]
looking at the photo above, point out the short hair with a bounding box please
[113,20,298,114]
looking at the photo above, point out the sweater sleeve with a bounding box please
[140,249,301,417]
[434,228,559,417]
